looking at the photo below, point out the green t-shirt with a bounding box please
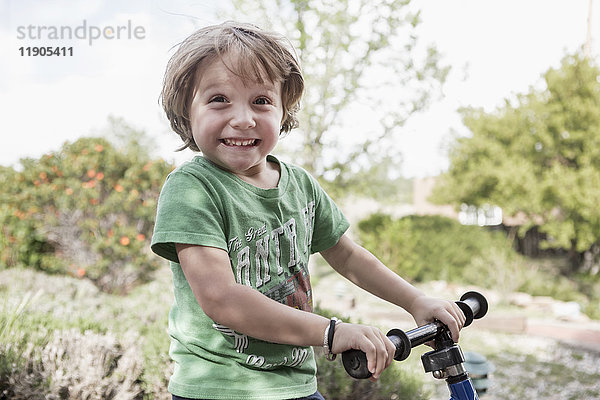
[151,155,349,400]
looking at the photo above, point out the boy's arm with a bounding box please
[176,242,394,379]
[176,243,327,346]
[320,234,466,342]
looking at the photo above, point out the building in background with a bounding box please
[413,177,502,226]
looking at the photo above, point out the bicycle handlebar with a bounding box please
[341,291,488,379]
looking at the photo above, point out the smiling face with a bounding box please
[189,54,284,183]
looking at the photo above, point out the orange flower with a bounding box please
[120,236,130,246]
[87,169,96,178]
[96,172,104,180]
[136,233,146,241]
[65,187,73,195]
[39,172,47,180]
[95,144,104,152]
[90,198,99,205]
[76,268,86,278]
[114,184,124,192]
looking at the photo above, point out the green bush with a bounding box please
[357,214,519,286]
[356,213,600,318]
[0,130,174,293]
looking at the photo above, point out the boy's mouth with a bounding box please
[221,138,259,147]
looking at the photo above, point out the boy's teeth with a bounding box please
[223,139,255,146]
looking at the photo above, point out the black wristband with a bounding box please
[326,317,339,361]
[327,319,336,350]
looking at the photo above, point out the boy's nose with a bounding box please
[229,106,256,130]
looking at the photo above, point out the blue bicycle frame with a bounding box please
[342,291,488,400]
[449,379,479,400]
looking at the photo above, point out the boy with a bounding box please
[151,21,465,400]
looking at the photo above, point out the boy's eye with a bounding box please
[254,97,271,105]
[209,95,227,103]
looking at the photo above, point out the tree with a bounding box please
[223,0,448,197]
[432,53,600,274]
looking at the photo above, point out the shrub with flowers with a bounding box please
[0,133,174,293]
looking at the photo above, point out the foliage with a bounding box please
[224,0,449,196]
[0,267,172,400]
[357,214,520,285]
[356,213,600,317]
[0,118,174,293]
[1,328,143,400]
[0,267,429,400]
[1,262,598,399]
[432,52,600,274]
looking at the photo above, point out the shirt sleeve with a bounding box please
[151,170,228,263]
[308,175,350,254]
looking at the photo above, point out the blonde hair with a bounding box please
[161,21,304,152]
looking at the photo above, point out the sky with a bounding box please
[0,0,598,178]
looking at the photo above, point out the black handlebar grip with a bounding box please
[342,349,372,379]
[457,291,488,327]
[387,328,411,361]
[342,328,412,378]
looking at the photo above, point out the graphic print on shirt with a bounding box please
[262,263,312,310]
[246,346,309,369]
[226,201,316,311]
[213,201,317,369]
[212,323,249,353]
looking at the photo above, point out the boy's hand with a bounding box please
[330,322,396,381]
[408,295,466,342]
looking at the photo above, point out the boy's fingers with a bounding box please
[434,309,461,342]
[452,302,466,339]
[371,329,394,380]
[438,301,466,342]
[384,334,395,368]
[450,301,466,326]
[336,324,396,380]
[363,340,377,376]
[359,328,388,380]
